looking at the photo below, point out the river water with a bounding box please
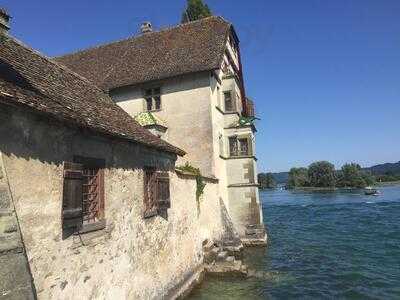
[189,185,400,299]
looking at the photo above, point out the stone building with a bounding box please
[0,11,236,299]
[56,16,266,244]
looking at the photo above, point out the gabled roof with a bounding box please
[55,16,232,91]
[0,35,185,156]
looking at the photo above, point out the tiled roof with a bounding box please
[134,112,167,128]
[55,16,232,91]
[0,35,185,156]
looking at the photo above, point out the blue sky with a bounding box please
[3,0,399,172]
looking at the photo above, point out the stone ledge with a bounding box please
[175,169,219,183]
[241,234,268,247]
[228,183,260,188]
[219,155,258,161]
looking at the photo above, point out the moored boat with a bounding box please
[364,186,380,196]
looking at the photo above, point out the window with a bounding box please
[229,136,251,157]
[144,169,170,219]
[229,136,238,157]
[224,91,235,112]
[219,134,224,156]
[144,88,161,111]
[62,157,105,235]
[238,138,249,156]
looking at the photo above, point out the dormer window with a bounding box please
[144,87,161,111]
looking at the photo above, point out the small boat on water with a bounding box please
[364,186,380,196]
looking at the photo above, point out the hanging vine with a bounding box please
[176,162,206,202]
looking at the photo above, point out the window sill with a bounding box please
[146,109,162,113]
[215,106,240,116]
[75,219,106,235]
[219,155,257,161]
[143,208,158,219]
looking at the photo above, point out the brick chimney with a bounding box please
[140,22,152,34]
[0,8,10,34]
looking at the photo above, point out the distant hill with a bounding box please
[270,172,289,184]
[363,161,400,175]
[266,161,400,184]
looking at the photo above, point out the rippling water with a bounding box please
[189,185,400,299]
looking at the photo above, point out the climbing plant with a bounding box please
[176,162,206,201]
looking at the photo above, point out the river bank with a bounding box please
[260,180,400,192]
[189,185,400,299]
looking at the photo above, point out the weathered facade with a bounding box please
[57,16,267,244]
[0,104,231,299]
[0,17,236,299]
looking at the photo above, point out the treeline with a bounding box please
[258,161,381,190]
[288,161,375,189]
[375,173,400,183]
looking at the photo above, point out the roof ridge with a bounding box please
[9,35,109,95]
[55,16,229,60]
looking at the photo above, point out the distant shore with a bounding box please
[261,181,400,192]
[375,180,400,187]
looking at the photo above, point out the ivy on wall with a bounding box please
[176,162,206,202]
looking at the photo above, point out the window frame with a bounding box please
[143,168,170,219]
[228,136,252,157]
[143,87,162,112]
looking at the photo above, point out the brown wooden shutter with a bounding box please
[62,162,83,230]
[156,172,170,210]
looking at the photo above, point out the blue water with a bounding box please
[189,185,400,299]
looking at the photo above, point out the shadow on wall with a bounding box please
[0,104,176,172]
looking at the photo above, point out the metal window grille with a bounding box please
[82,168,103,224]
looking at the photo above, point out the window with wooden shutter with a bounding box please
[143,169,170,219]
[73,156,106,231]
[156,172,170,212]
[62,162,84,230]
[144,168,158,218]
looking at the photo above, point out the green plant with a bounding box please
[176,162,206,201]
[181,0,212,23]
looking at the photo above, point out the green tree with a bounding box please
[287,167,309,189]
[258,173,277,189]
[181,0,212,23]
[308,161,336,187]
[337,163,364,187]
[337,163,376,188]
